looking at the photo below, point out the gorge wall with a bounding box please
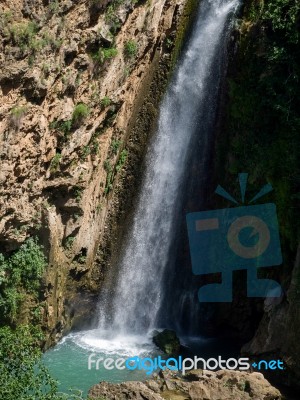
[1,0,299,392]
[0,0,197,346]
[212,0,300,389]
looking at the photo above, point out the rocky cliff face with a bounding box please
[242,245,300,389]
[0,0,195,344]
[212,0,300,390]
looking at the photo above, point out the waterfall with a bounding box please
[97,0,240,337]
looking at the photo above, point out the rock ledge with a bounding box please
[88,369,282,400]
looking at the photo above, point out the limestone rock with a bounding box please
[88,369,282,400]
[0,0,187,345]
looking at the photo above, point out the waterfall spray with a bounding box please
[97,0,240,338]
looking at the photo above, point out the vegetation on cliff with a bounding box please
[221,0,300,252]
[215,0,300,388]
[0,238,46,324]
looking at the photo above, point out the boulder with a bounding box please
[153,329,181,355]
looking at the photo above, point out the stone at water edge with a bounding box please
[88,369,283,400]
[152,329,181,355]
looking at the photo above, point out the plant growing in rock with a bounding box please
[50,153,62,173]
[104,159,114,194]
[64,236,75,250]
[54,120,72,135]
[9,105,28,130]
[73,186,83,202]
[111,139,122,155]
[91,139,100,156]
[124,40,138,59]
[93,47,118,66]
[9,21,39,50]
[48,0,60,15]
[72,103,90,127]
[80,145,91,160]
[116,149,128,171]
[0,10,13,32]
[100,96,111,108]
[0,325,90,399]
[105,3,122,34]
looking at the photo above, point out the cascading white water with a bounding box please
[43,3,242,389]
[97,0,240,337]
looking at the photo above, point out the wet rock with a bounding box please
[153,329,181,355]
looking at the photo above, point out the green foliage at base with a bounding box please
[221,0,300,250]
[0,325,90,399]
[0,238,46,322]
[0,325,58,399]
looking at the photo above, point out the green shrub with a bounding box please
[93,47,118,65]
[50,153,62,173]
[100,96,111,108]
[104,159,112,172]
[124,40,138,59]
[111,139,122,155]
[0,325,89,399]
[116,149,128,171]
[73,187,83,202]
[80,145,91,160]
[105,4,121,34]
[0,325,58,399]
[72,103,90,127]
[9,21,38,49]
[50,120,72,135]
[9,105,28,129]
[48,0,60,15]
[64,236,75,249]
[0,238,46,321]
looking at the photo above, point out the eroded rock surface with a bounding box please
[0,0,192,344]
[88,369,282,400]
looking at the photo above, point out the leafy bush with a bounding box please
[93,47,118,65]
[64,236,75,250]
[72,103,90,127]
[100,96,111,108]
[111,139,122,155]
[103,160,113,194]
[116,149,128,171]
[124,40,138,59]
[0,325,88,399]
[0,325,58,399]
[103,0,139,33]
[50,120,72,135]
[9,21,38,49]
[50,153,62,173]
[9,105,28,129]
[0,238,46,321]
